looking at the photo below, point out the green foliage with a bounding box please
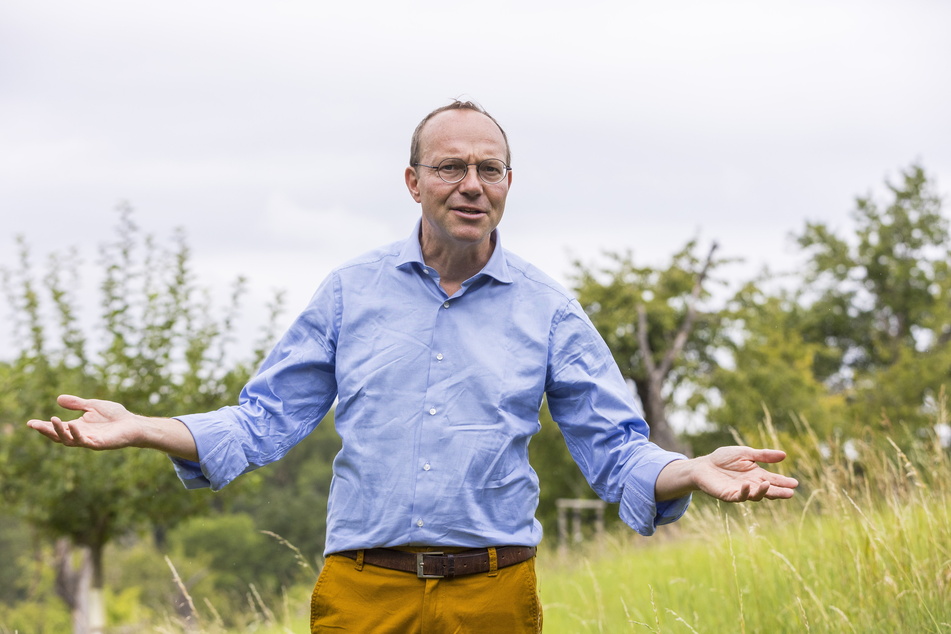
[171,514,295,596]
[710,164,950,441]
[572,240,729,452]
[0,532,71,633]
[796,164,950,431]
[795,164,949,378]
[708,282,850,439]
[0,598,71,634]
[0,512,33,605]
[572,241,728,401]
[0,203,282,601]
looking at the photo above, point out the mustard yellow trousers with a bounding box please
[310,549,543,633]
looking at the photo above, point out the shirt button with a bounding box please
[423,268,432,275]
[443,301,450,309]
[416,518,424,527]
[436,353,444,361]
[429,408,436,415]
[423,463,431,471]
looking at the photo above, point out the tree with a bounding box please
[706,280,849,442]
[572,240,727,454]
[793,164,950,429]
[0,204,282,633]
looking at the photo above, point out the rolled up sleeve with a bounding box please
[546,300,692,536]
[169,274,340,491]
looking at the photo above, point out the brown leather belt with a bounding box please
[333,546,536,580]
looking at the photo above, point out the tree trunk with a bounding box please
[635,376,692,456]
[54,539,107,634]
[633,242,718,457]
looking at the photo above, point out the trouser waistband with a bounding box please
[332,546,536,579]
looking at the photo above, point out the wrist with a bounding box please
[655,457,698,502]
[134,416,199,462]
[131,414,162,450]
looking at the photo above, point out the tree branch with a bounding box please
[655,242,718,380]
[636,304,656,376]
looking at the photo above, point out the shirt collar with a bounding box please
[396,219,513,285]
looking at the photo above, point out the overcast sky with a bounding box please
[2,0,949,361]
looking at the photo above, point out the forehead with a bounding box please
[418,109,507,160]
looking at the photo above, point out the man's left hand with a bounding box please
[656,446,799,503]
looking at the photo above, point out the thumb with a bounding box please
[56,394,90,412]
[746,448,787,464]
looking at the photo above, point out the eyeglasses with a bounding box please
[412,158,512,184]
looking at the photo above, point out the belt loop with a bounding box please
[487,547,499,577]
[354,549,365,571]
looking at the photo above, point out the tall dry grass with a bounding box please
[539,401,951,632]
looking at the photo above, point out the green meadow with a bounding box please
[538,426,951,633]
[141,422,951,633]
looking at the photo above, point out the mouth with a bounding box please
[452,206,486,218]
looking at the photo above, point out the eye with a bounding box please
[479,160,507,181]
[436,159,466,180]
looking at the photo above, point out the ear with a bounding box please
[405,166,422,203]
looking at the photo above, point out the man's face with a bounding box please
[405,109,512,252]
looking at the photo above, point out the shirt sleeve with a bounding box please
[170,273,341,491]
[544,300,691,535]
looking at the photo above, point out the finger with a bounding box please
[765,485,797,500]
[56,394,90,412]
[749,480,770,502]
[52,416,75,444]
[765,473,799,489]
[71,423,90,448]
[27,419,63,444]
[745,448,787,464]
[734,481,752,502]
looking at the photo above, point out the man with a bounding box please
[29,100,798,632]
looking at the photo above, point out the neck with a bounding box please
[420,231,495,295]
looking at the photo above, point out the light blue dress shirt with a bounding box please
[172,222,690,554]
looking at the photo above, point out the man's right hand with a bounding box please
[28,394,199,462]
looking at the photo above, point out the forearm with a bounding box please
[134,415,199,462]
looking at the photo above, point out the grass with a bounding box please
[162,422,950,633]
[538,498,951,632]
[537,419,951,633]
[6,412,947,633]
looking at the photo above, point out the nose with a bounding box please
[457,165,483,195]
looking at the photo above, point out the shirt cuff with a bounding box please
[619,455,691,536]
[169,455,211,489]
[170,412,253,491]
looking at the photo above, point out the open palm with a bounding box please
[27,394,140,451]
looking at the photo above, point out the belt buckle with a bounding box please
[416,551,444,579]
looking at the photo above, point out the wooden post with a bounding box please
[556,499,607,546]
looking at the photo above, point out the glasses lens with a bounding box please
[436,158,467,183]
[478,159,508,184]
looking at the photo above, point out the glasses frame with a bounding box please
[412,158,512,185]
